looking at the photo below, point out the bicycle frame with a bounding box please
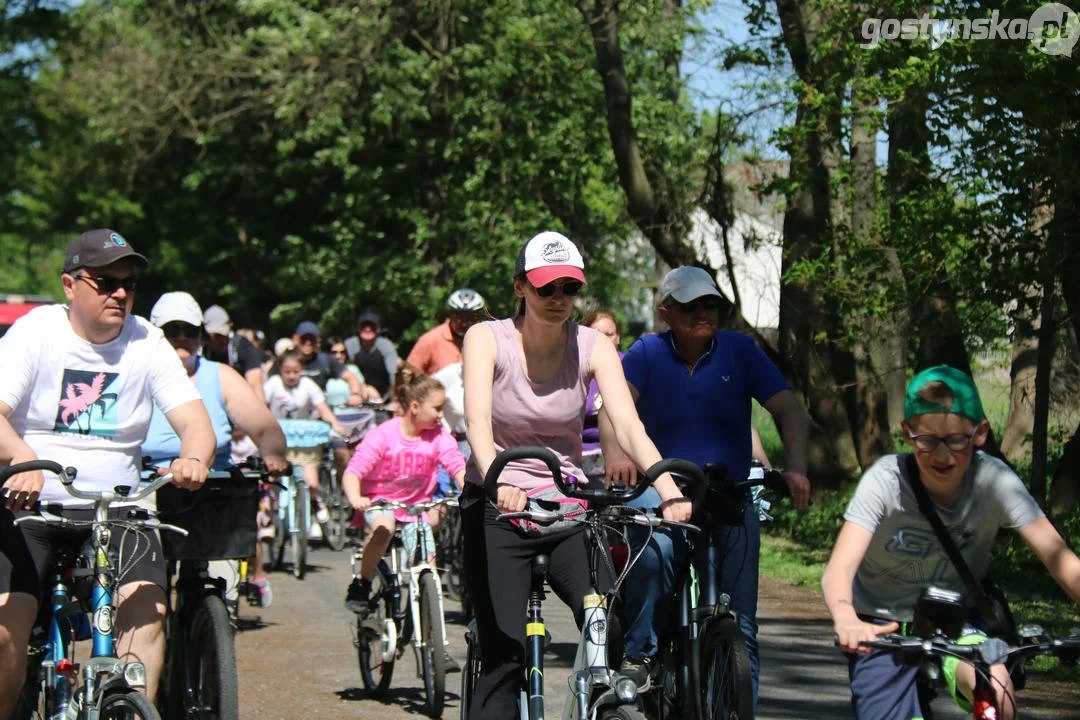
[6,461,181,717]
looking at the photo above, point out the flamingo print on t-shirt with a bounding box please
[53,369,120,437]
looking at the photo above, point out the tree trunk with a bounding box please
[849,75,903,468]
[1001,319,1038,461]
[577,0,782,360]
[1049,184,1080,515]
[773,0,860,485]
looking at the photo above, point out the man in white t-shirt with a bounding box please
[0,228,215,714]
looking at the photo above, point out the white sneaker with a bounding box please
[309,523,323,540]
[315,506,330,524]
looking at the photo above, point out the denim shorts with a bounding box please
[362,510,435,562]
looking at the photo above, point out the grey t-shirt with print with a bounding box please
[845,451,1043,622]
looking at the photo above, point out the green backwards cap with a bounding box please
[903,365,985,423]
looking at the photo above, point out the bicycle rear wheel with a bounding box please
[100,688,161,719]
[320,468,349,551]
[459,620,480,720]
[290,481,309,579]
[186,596,240,720]
[357,562,396,695]
[698,615,753,720]
[419,572,447,717]
[598,707,647,720]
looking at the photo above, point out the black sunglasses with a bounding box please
[75,274,138,294]
[162,323,202,340]
[535,281,583,298]
[671,296,721,313]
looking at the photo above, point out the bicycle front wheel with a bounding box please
[291,481,309,579]
[419,572,447,717]
[100,689,161,719]
[186,596,240,719]
[698,616,753,720]
[357,562,396,695]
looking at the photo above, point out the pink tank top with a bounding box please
[465,318,598,492]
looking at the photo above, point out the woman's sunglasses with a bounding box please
[162,323,202,340]
[670,296,721,313]
[535,281,583,298]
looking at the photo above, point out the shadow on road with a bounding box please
[336,685,441,716]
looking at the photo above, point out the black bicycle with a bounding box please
[856,587,1080,719]
[153,457,270,720]
[641,463,789,720]
[461,446,706,720]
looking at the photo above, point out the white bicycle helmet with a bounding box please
[447,288,485,312]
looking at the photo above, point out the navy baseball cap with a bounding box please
[295,321,320,337]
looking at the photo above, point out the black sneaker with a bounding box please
[345,577,371,615]
[443,651,461,673]
[619,655,652,692]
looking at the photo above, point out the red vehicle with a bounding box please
[0,294,55,336]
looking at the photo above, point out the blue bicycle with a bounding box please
[1,459,185,720]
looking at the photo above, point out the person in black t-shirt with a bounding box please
[344,312,400,398]
[203,304,266,398]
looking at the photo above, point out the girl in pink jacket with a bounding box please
[343,363,465,615]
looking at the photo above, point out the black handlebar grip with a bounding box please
[0,460,67,485]
[644,458,708,517]
[484,446,563,503]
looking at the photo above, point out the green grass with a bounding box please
[759,534,830,591]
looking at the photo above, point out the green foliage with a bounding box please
[3,0,695,339]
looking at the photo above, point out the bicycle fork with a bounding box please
[565,592,611,720]
[407,565,449,671]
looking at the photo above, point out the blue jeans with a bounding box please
[434,439,471,499]
[622,486,762,706]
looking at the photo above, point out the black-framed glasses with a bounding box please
[162,323,202,340]
[535,281,583,298]
[670,296,721,313]
[908,430,976,453]
[75,274,138,295]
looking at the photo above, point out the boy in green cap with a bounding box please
[822,365,1080,719]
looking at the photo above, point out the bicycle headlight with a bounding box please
[614,676,638,702]
[124,661,147,689]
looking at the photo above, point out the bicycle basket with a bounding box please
[334,407,377,445]
[155,470,259,560]
[278,418,332,450]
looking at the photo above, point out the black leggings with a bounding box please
[463,496,614,719]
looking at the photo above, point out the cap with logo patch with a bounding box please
[515,231,586,287]
[62,229,148,273]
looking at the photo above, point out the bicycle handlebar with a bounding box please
[368,497,459,516]
[484,446,706,509]
[857,631,1080,669]
[0,459,174,503]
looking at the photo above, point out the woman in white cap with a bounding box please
[143,291,289,606]
[460,231,691,718]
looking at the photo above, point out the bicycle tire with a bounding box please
[436,508,466,601]
[291,481,309,579]
[321,477,349,552]
[357,562,396,695]
[459,622,480,720]
[99,688,161,719]
[186,596,240,720]
[698,615,753,720]
[419,572,447,717]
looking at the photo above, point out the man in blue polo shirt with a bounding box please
[606,266,810,706]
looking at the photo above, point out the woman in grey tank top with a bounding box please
[459,231,691,719]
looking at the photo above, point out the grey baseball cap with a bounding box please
[657,266,722,305]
